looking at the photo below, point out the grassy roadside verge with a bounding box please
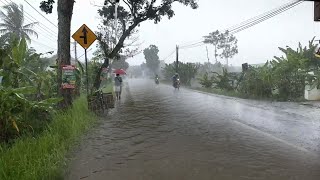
[191,87,246,99]
[0,97,97,180]
[191,87,307,102]
[161,80,282,101]
[161,80,246,98]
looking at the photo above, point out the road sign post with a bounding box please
[72,24,97,95]
[84,48,89,94]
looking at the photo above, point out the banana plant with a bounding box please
[0,37,63,142]
[212,68,235,91]
[198,72,214,88]
[0,38,27,88]
[0,86,62,142]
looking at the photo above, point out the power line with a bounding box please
[162,40,206,61]
[21,1,57,35]
[175,0,304,52]
[179,38,203,47]
[23,15,58,38]
[162,49,176,61]
[180,43,205,50]
[180,41,204,49]
[78,48,93,59]
[226,0,299,32]
[229,0,303,34]
[23,0,58,28]
[1,0,58,42]
[4,0,57,36]
[161,0,304,64]
[30,45,55,55]
[31,39,57,50]
[28,22,57,41]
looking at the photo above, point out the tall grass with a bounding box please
[0,97,96,180]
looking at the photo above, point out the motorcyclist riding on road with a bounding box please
[155,74,159,84]
[172,73,180,88]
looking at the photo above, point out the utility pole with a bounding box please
[176,45,179,73]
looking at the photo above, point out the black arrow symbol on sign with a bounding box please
[80,27,88,44]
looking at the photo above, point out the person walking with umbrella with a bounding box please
[114,73,123,100]
[113,69,126,100]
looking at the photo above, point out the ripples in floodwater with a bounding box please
[67,79,320,180]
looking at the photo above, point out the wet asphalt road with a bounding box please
[67,79,320,180]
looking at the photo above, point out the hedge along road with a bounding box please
[66,78,320,180]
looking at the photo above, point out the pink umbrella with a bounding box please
[113,69,126,75]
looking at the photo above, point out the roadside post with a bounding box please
[72,24,97,95]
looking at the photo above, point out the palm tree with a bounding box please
[0,3,38,42]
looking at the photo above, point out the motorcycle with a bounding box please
[173,78,180,89]
[155,77,159,84]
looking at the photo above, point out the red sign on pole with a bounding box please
[61,65,76,89]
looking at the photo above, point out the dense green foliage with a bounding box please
[144,45,160,74]
[0,3,65,143]
[238,64,273,98]
[198,38,320,101]
[0,5,96,179]
[198,72,214,88]
[0,97,96,180]
[0,37,61,142]
[162,62,200,86]
[0,86,61,142]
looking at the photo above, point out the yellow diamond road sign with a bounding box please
[72,24,97,49]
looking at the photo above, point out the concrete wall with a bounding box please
[305,85,320,100]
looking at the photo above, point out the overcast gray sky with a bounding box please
[2,0,319,67]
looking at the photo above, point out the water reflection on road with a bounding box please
[67,79,320,180]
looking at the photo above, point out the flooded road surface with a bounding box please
[67,79,320,180]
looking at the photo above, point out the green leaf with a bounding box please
[11,118,20,133]
[12,38,27,65]
[49,65,58,69]
[39,97,63,105]
[76,60,84,74]
[21,67,37,76]
[11,86,36,94]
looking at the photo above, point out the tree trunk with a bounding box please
[214,45,218,63]
[93,22,139,90]
[92,58,109,92]
[57,0,75,108]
